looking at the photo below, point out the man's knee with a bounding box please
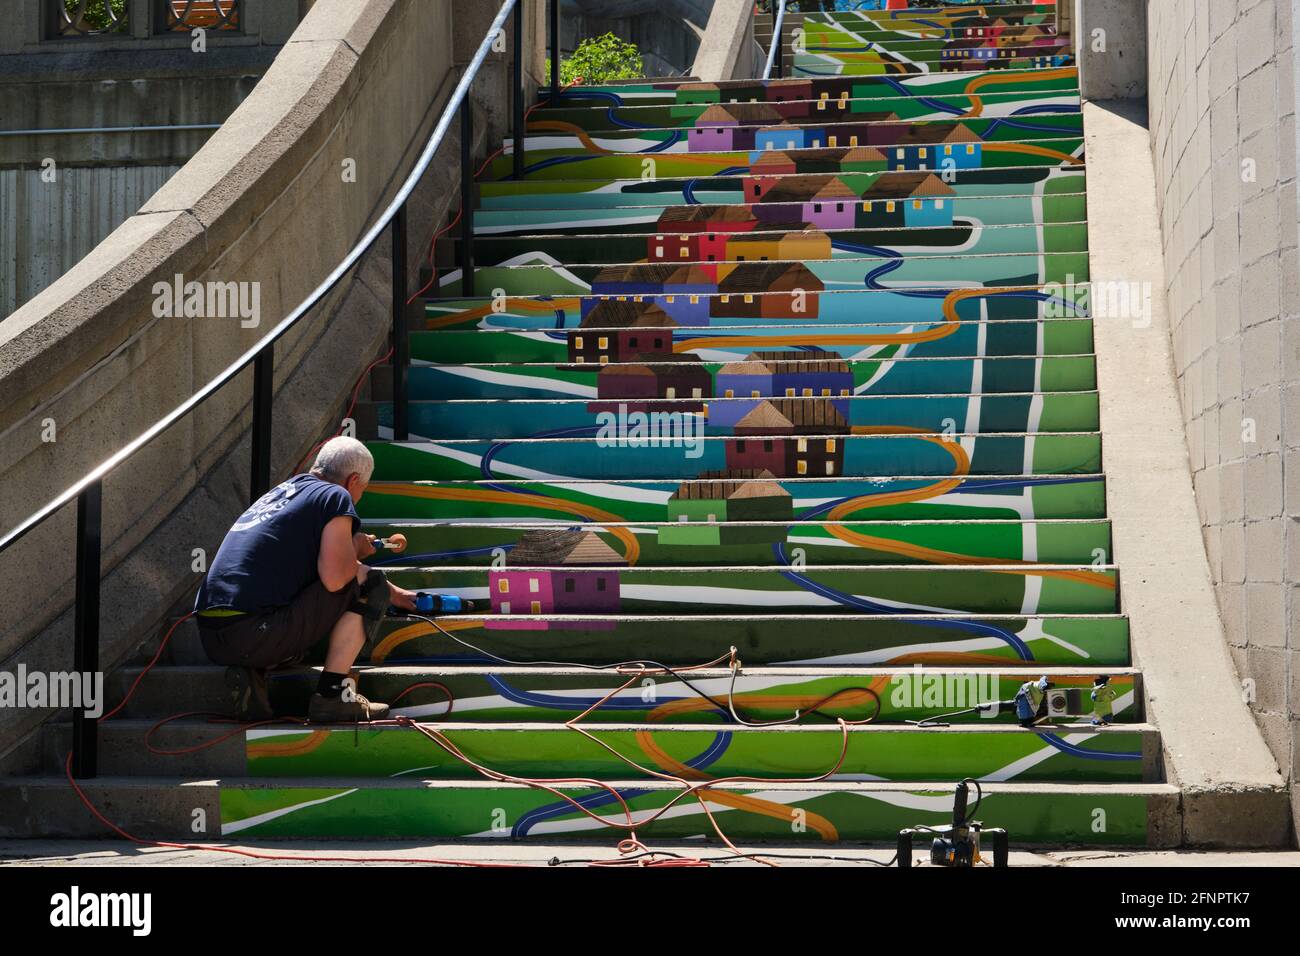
[351,568,389,650]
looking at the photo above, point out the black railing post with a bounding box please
[392,203,410,441]
[250,351,273,499]
[71,480,102,780]
[461,101,475,298]
[513,0,525,181]
[549,0,560,99]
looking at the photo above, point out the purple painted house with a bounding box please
[587,264,717,323]
[688,103,780,153]
[486,530,626,631]
[713,351,853,426]
[752,175,859,231]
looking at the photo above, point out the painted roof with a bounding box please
[580,301,677,328]
[506,529,627,567]
[862,171,958,199]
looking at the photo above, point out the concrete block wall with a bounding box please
[1145,0,1300,835]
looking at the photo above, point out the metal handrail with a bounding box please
[0,0,552,778]
[0,0,518,557]
[762,0,787,79]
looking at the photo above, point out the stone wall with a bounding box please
[0,0,546,766]
[1144,0,1300,835]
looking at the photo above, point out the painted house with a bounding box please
[660,469,794,546]
[712,351,851,426]
[859,172,957,228]
[486,530,625,630]
[676,81,723,106]
[688,103,782,152]
[588,263,716,301]
[940,38,1002,71]
[753,175,859,231]
[650,206,758,263]
[759,114,901,153]
[753,351,853,403]
[676,81,767,106]
[726,228,831,263]
[745,150,799,197]
[885,124,983,173]
[995,25,1046,47]
[593,353,711,402]
[654,265,721,325]
[765,79,816,103]
[756,123,814,152]
[710,264,824,321]
[569,302,677,364]
[725,399,849,477]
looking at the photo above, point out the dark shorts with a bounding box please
[198,578,359,670]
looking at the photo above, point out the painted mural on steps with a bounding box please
[219,2,1153,845]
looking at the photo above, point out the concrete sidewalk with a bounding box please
[2,840,1298,867]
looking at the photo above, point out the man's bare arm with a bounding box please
[318,516,360,592]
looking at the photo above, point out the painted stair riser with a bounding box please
[46,720,1149,783]
[473,194,1087,229]
[421,295,1093,332]
[358,475,1109,523]
[363,434,1102,481]
[382,565,1117,615]
[489,136,1082,180]
[234,724,1151,783]
[549,67,1078,107]
[388,357,1098,400]
[364,614,1129,667]
[477,168,1088,209]
[437,253,1092,296]
[362,520,1112,567]
[250,669,1137,725]
[218,784,1158,846]
[759,11,1058,31]
[786,53,1074,79]
[512,115,1084,154]
[368,394,1099,439]
[760,5,1057,23]
[534,91,1080,132]
[410,321,1096,362]
[452,223,1089,268]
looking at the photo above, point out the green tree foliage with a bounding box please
[547,33,645,86]
[67,0,128,30]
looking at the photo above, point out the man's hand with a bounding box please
[353,532,377,560]
[389,584,419,611]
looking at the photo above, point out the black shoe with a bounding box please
[225,666,274,721]
[308,692,390,723]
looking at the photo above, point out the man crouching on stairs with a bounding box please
[192,436,419,723]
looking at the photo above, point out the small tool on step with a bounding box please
[897,778,1008,869]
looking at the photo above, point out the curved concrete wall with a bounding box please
[0,0,545,763]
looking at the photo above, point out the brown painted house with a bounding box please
[568,302,678,364]
[725,399,849,477]
[593,353,711,401]
[710,263,823,319]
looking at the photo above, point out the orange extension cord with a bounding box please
[64,80,882,867]
[66,609,878,867]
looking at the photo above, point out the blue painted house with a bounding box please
[860,172,958,228]
[885,124,984,173]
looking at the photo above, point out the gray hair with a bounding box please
[310,436,374,483]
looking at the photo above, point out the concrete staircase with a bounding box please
[2,1,1198,849]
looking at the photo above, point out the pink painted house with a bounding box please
[486,530,626,631]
